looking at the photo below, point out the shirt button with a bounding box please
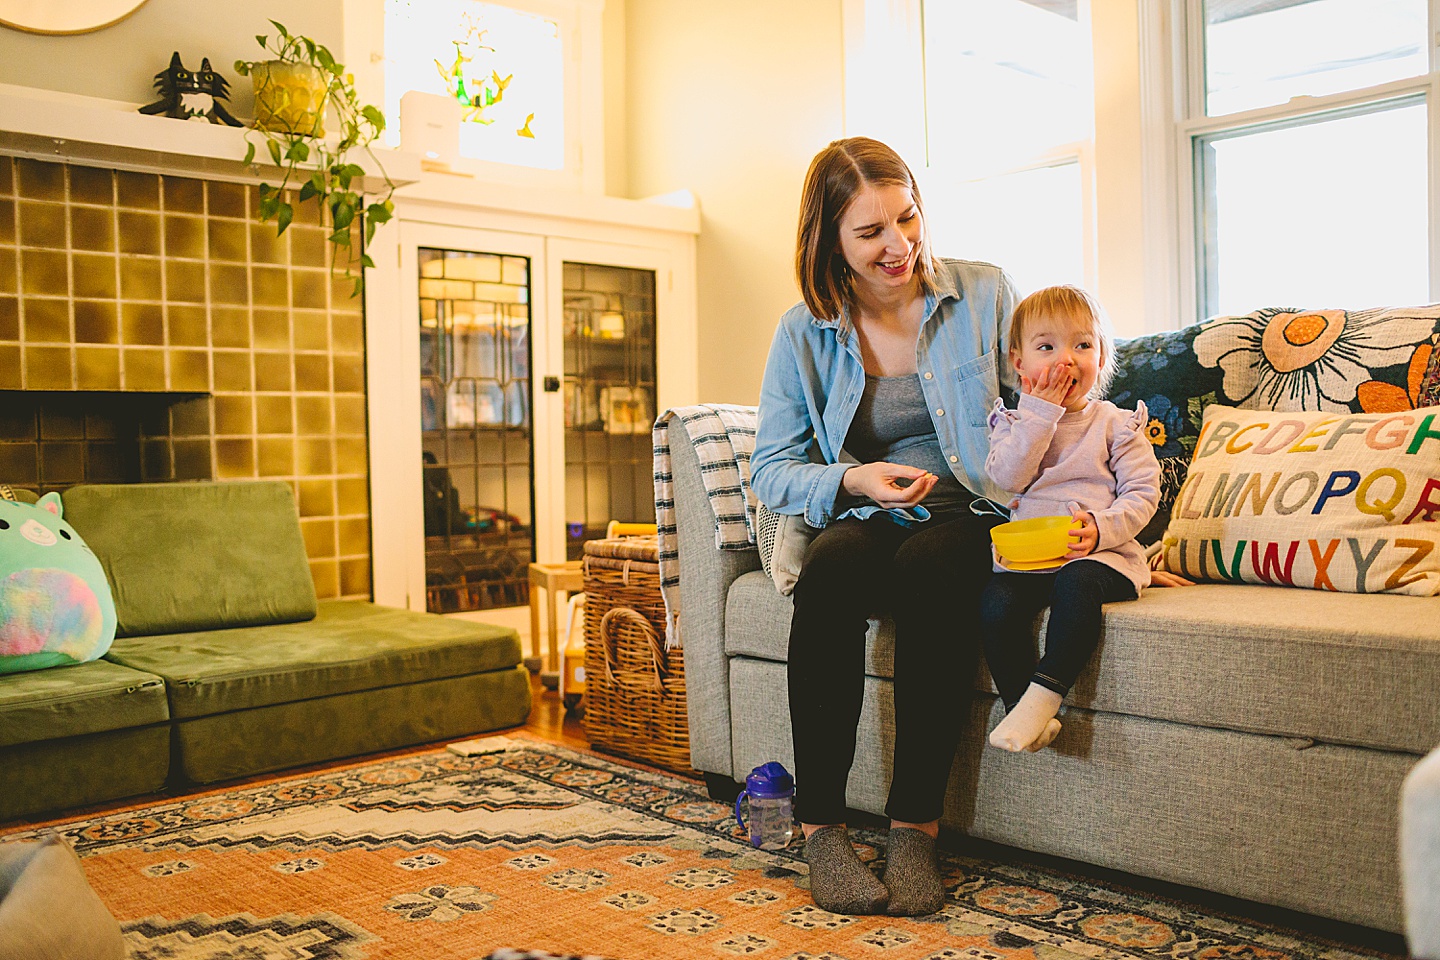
[935,408,944,417]
[949,455,958,462]
[924,372,933,380]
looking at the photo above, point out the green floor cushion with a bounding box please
[1,725,170,822]
[105,600,523,719]
[1,493,117,676]
[0,659,168,749]
[62,481,317,637]
[0,835,125,959]
[173,665,533,783]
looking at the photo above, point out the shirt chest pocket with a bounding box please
[954,350,998,428]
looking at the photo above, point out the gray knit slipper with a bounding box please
[804,825,889,915]
[881,826,945,916]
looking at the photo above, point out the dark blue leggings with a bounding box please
[788,510,1002,826]
[979,559,1137,710]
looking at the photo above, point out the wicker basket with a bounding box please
[580,536,693,773]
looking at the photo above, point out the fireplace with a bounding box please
[0,155,372,600]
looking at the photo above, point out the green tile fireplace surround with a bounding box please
[0,155,372,602]
[0,480,532,822]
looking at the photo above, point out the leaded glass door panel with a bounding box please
[559,261,658,559]
[418,245,535,613]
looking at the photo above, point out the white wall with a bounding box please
[623,0,845,405]
[602,0,628,198]
[0,1,344,117]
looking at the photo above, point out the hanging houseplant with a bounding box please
[235,21,394,296]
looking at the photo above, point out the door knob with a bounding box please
[543,376,561,393]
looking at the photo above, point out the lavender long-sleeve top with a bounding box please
[985,394,1161,593]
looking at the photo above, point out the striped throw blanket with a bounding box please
[652,404,759,647]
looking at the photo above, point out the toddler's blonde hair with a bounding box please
[1008,285,1117,398]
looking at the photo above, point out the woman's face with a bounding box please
[836,182,922,298]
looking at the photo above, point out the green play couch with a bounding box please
[0,481,532,822]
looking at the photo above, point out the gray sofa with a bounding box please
[672,417,1438,935]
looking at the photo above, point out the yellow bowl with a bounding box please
[990,515,1077,564]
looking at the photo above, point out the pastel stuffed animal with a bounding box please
[0,493,117,675]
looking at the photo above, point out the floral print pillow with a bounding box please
[1108,305,1440,544]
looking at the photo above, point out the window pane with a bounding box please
[925,161,1085,296]
[385,0,564,170]
[1204,0,1426,116]
[1198,101,1428,318]
[922,0,1091,175]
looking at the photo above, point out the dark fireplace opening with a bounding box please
[0,390,210,494]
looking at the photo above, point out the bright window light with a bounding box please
[922,0,1091,176]
[924,161,1085,296]
[1199,101,1429,316]
[920,0,1091,293]
[384,0,564,170]
[1204,0,1426,117]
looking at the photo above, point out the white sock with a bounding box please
[989,684,1064,753]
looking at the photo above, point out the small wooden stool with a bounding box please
[527,561,584,684]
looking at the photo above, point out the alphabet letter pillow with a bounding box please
[1156,404,1440,594]
[0,492,118,674]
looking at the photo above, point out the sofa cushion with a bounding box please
[62,481,317,637]
[725,573,1440,754]
[0,658,168,749]
[104,599,523,719]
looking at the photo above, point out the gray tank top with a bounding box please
[842,374,971,514]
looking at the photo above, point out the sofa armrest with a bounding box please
[1403,746,1440,957]
[671,416,762,780]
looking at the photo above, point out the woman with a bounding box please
[750,137,1017,917]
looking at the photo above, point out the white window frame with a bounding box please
[343,0,606,195]
[1141,0,1440,329]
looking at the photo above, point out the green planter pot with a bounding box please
[250,60,329,137]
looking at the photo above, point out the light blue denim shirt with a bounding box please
[751,258,1018,527]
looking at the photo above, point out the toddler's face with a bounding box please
[1012,312,1101,412]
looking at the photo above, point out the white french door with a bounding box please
[367,220,682,614]
[541,237,676,563]
[384,222,551,614]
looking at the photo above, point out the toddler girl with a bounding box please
[982,285,1160,753]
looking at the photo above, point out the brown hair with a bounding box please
[795,137,938,321]
[1009,285,1117,397]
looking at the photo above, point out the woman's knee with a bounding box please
[798,523,886,584]
[892,519,991,582]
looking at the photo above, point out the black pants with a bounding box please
[978,559,1137,710]
[787,510,1000,826]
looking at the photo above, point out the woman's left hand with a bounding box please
[1148,550,1194,587]
[1065,508,1097,559]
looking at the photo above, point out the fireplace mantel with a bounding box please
[0,82,420,192]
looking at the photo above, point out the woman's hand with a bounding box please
[1149,569,1195,587]
[1147,551,1194,587]
[1064,508,1097,559]
[842,462,938,509]
[1020,361,1075,407]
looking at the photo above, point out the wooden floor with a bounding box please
[515,669,591,751]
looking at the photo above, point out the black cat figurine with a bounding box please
[139,52,242,126]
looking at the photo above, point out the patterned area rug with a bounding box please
[1,737,1398,960]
